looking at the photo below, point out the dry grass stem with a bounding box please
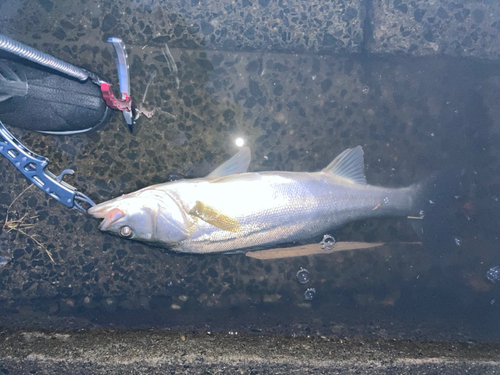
[1,184,54,263]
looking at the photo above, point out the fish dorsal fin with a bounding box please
[206,147,251,178]
[322,146,367,185]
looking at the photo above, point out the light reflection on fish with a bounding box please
[89,146,426,254]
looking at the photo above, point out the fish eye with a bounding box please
[120,226,133,237]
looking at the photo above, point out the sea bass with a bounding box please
[89,146,425,254]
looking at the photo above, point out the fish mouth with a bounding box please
[88,204,125,231]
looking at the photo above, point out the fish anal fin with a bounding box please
[206,147,251,178]
[189,201,241,232]
[322,146,367,185]
[246,241,393,259]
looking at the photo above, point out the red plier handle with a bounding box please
[100,82,133,111]
[100,82,135,132]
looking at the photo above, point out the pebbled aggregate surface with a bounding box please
[0,0,499,349]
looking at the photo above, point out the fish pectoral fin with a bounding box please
[188,201,241,232]
[206,147,251,178]
[321,146,367,185]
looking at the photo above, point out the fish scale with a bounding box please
[171,173,415,253]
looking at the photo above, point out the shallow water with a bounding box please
[0,0,500,343]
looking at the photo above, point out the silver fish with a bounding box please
[89,146,425,254]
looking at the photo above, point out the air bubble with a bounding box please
[304,288,316,301]
[486,266,500,283]
[321,234,336,251]
[296,267,310,284]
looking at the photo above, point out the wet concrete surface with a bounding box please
[372,1,500,60]
[0,0,500,371]
[1,0,365,55]
[2,0,499,60]
[0,48,498,342]
[1,329,500,374]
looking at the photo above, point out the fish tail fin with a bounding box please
[409,169,466,254]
